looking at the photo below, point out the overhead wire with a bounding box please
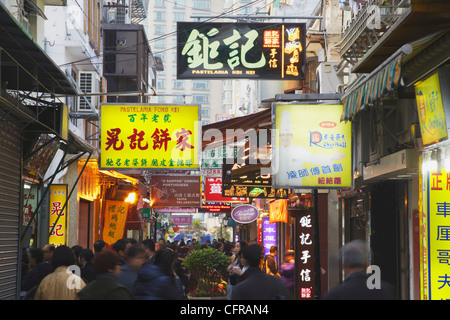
[59,0,272,68]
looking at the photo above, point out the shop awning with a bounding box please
[201,108,271,151]
[340,29,450,122]
[0,2,77,95]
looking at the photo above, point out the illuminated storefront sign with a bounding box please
[272,104,352,188]
[422,165,450,300]
[49,185,68,247]
[177,22,306,80]
[100,104,200,170]
[295,209,314,299]
[150,175,202,208]
[262,217,277,257]
[204,177,247,202]
[415,72,448,146]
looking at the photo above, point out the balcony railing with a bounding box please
[339,0,410,66]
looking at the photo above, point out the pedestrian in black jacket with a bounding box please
[323,240,397,300]
[21,248,54,298]
[230,244,286,300]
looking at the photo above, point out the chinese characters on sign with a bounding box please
[100,104,200,170]
[273,104,352,189]
[262,217,277,257]
[49,185,68,247]
[414,72,448,146]
[171,215,193,226]
[294,210,314,299]
[102,200,129,246]
[204,177,247,202]
[151,175,202,208]
[423,167,450,299]
[177,22,306,80]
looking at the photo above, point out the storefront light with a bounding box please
[125,192,136,203]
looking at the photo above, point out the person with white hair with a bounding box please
[323,240,397,300]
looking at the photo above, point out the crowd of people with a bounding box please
[20,237,295,300]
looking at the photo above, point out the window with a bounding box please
[193,0,210,10]
[173,95,184,103]
[155,11,166,21]
[154,38,165,49]
[201,107,210,117]
[157,94,166,103]
[157,79,165,89]
[174,0,185,8]
[155,0,165,8]
[155,24,165,35]
[193,80,209,90]
[193,94,209,104]
[173,80,184,90]
[174,12,184,21]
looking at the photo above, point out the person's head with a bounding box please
[125,245,147,270]
[52,245,75,269]
[270,246,278,256]
[240,244,264,268]
[154,248,177,278]
[141,239,156,258]
[112,239,128,258]
[79,249,94,266]
[179,246,189,256]
[29,248,44,268]
[42,244,55,262]
[93,250,121,275]
[233,241,248,255]
[71,245,83,265]
[340,240,367,275]
[93,240,106,254]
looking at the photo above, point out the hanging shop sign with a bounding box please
[421,165,450,300]
[269,199,288,224]
[204,177,247,202]
[177,22,306,80]
[150,175,202,208]
[49,185,68,247]
[415,72,448,146]
[231,204,259,224]
[102,200,129,246]
[202,146,237,171]
[199,204,232,213]
[262,217,277,257]
[295,209,315,299]
[223,184,289,199]
[272,104,352,189]
[100,103,200,170]
[171,215,193,226]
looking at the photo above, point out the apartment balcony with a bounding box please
[339,0,450,73]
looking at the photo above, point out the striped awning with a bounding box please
[340,54,403,122]
[340,29,450,122]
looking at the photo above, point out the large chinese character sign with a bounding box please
[422,166,450,299]
[49,185,68,247]
[100,104,200,170]
[177,22,306,80]
[272,104,352,188]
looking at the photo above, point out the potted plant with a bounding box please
[183,247,230,299]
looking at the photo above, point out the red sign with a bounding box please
[204,177,247,202]
[172,215,193,226]
[200,204,231,213]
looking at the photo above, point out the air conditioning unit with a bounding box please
[316,62,341,94]
[77,71,100,112]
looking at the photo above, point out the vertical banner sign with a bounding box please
[273,104,352,188]
[423,166,450,300]
[177,22,306,80]
[295,210,314,299]
[262,217,277,257]
[414,72,448,146]
[102,200,129,246]
[100,104,200,170]
[269,199,288,224]
[49,185,68,247]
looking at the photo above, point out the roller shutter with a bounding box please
[0,109,21,300]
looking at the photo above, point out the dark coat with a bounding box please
[77,273,132,300]
[80,263,96,284]
[323,270,397,300]
[118,264,139,296]
[134,263,184,300]
[21,262,54,292]
[230,267,286,300]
